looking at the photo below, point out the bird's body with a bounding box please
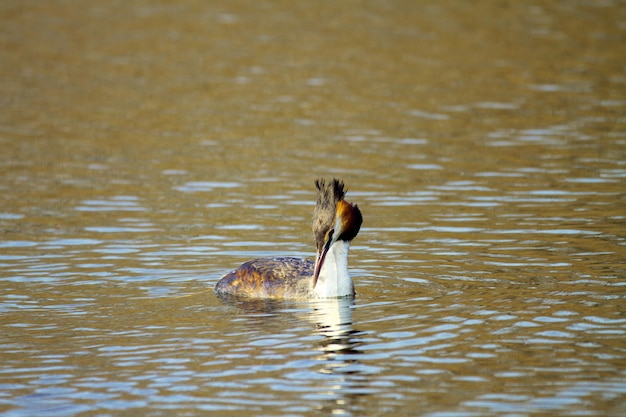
[214,179,362,299]
[214,257,314,298]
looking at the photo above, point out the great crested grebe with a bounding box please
[214,178,362,299]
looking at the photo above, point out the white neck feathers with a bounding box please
[313,240,354,298]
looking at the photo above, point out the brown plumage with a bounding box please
[214,257,314,298]
[312,178,345,254]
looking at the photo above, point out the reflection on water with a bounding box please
[303,300,369,415]
[1,0,625,416]
[216,297,371,415]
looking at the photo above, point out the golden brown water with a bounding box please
[1,1,625,416]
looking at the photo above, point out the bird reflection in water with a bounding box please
[307,298,371,415]
[216,295,371,415]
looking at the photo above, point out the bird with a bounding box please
[214,178,362,299]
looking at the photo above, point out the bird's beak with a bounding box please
[312,237,332,288]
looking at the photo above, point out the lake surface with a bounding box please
[1,1,625,416]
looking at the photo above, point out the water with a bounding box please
[1,0,625,416]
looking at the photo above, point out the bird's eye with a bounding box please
[323,229,334,251]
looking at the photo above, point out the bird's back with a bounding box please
[215,257,314,299]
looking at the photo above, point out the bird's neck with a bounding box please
[313,240,354,298]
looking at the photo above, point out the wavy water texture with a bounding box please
[1,0,625,416]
